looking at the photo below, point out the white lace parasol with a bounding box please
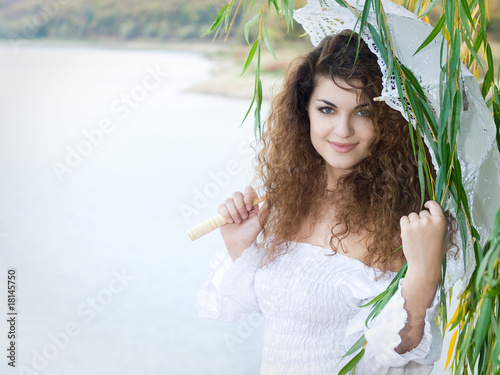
[294,0,500,292]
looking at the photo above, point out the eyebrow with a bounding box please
[316,99,370,109]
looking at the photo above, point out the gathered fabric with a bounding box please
[197,241,441,375]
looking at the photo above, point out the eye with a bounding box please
[356,109,370,117]
[319,106,335,114]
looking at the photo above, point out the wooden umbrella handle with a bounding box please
[187,196,265,241]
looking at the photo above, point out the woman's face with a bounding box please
[308,76,376,184]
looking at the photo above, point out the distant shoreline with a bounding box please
[0,37,221,50]
[0,37,307,100]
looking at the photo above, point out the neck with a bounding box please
[325,166,349,191]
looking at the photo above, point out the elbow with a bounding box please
[395,339,418,354]
[394,330,423,354]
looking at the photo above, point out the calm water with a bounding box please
[0,43,263,375]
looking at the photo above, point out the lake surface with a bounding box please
[0,43,263,375]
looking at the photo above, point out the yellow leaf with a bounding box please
[445,330,458,369]
[444,30,450,43]
[447,304,462,329]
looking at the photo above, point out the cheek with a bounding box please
[309,119,324,152]
[309,113,328,136]
[362,122,377,144]
[367,131,377,145]
[308,114,320,138]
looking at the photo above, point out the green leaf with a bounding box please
[481,45,495,98]
[203,3,230,36]
[492,340,500,366]
[360,287,389,308]
[458,0,474,34]
[392,67,412,122]
[365,290,395,323]
[363,264,407,325]
[456,209,468,273]
[486,203,500,244]
[460,27,484,70]
[253,43,263,134]
[287,0,295,31]
[418,147,425,205]
[475,248,493,291]
[434,167,447,202]
[478,0,488,41]
[338,348,365,375]
[450,89,462,146]
[417,97,439,147]
[240,94,256,126]
[473,297,492,364]
[414,14,444,56]
[419,0,440,17]
[244,14,259,45]
[367,23,388,64]
[268,0,279,13]
[493,86,500,152]
[333,0,349,9]
[473,26,485,53]
[444,0,455,40]
[437,83,450,137]
[358,0,373,35]
[254,77,263,133]
[404,82,425,126]
[448,28,461,77]
[401,65,426,98]
[241,39,259,76]
[342,335,366,357]
[262,24,277,60]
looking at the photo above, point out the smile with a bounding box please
[328,141,357,153]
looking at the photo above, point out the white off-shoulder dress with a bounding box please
[197,241,441,374]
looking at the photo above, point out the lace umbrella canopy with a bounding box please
[294,0,500,292]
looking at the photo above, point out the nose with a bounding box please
[332,114,354,138]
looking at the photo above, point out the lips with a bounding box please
[328,141,357,153]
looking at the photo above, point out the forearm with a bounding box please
[395,269,440,354]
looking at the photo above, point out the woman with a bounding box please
[197,31,449,374]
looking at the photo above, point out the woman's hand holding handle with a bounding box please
[218,186,265,261]
[187,189,264,242]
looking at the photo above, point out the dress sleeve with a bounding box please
[343,274,442,374]
[196,242,262,322]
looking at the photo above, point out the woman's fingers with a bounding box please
[218,202,233,224]
[218,194,244,224]
[232,191,248,221]
[223,193,244,223]
[244,185,258,211]
[400,215,410,227]
[400,201,447,242]
[418,210,431,219]
[401,201,443,224]
[218,186,259,225]
[407,212,420,222]
[424,200,444,218]
[400,200,448,286]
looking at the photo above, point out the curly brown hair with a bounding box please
[255,30,441,273]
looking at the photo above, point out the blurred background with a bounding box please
[0,1,498,374]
